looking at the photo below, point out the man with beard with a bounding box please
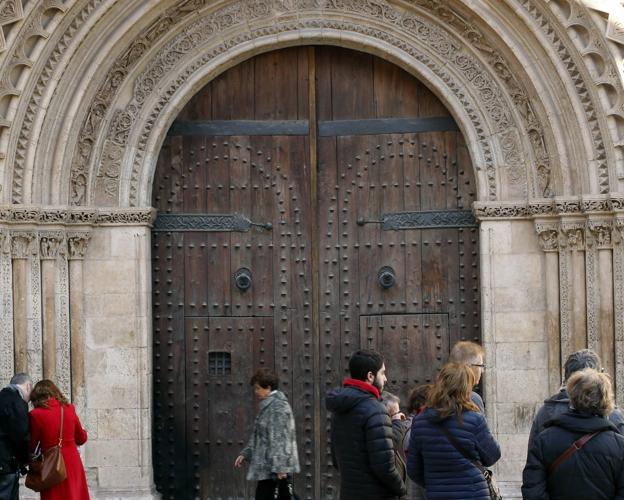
[326,350,406,500]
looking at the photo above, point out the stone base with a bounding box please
[20,487,159,500]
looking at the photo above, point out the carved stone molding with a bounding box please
[474,195,624,220]
[67,233,91,260]
[39,231,65,260]
[518,0,610,193]
[10,231,35,258]
[0,206,155,226]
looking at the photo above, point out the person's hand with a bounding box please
[234,455,245,468]
[276,472,287,480]
[392,411,406,421]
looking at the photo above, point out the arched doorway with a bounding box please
[151,45,479,499]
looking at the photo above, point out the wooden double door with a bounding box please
[151,46,480,500]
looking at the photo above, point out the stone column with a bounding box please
[535,222,560,393]
[0,232,13,383]
[40,232,63,381]
[613,219,624,405]
[559,222,586,359]
[11,232,37,375]
[587,220,614,379]
[68,232,90,414]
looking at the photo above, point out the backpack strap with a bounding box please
[547,431,599,476]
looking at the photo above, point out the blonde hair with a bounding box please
[449,341,484,364]
[567,368,614,417]
[427,363,479,422]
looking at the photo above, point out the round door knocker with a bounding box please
[234,267,252,291]
[377,266,396,289]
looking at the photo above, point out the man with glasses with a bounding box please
[527,349,624,453]
[449,341,486,413]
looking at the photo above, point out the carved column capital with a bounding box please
[559,222,586,251]
[39,232,65,260]
[613,219,624,244]
[10,232,36,259]
[535,222,560,252]
[587,220,613,250]
[67,232,91,260]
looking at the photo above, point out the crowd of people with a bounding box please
[235,344,624,500]
[2,343,623,500]
[0,376,89,500]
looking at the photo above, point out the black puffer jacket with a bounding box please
[326,379,406,500]
[527,388,624,453]
[0,386,29,474]
[522,409,624,500]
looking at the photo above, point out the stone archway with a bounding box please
[0,1,621,498]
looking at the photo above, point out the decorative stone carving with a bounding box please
[560,223,585,251]
[614,218,624,405]
[0,206,153,225]
[0,231,12,383]
[10,231,35,258]
[519,0,610,193]
[587,221,613,250]
[67,233,90,260]
[0,0,24,52]
[39,232,65,260]
[535,223,559,252]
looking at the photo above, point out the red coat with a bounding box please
[29,398,89,500]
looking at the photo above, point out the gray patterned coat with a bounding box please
[240,391,300,481]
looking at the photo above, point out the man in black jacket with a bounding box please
[326,350,406,500]
[527,349,624,454]
[0,373,32,500]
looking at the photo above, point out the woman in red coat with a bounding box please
[29,380,89,500]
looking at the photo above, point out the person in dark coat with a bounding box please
[0,373,32,500]
[326,350,406,500]
[527,349,624,455]
[402,385,429,500]
[407,363,501,500]
[522,368,624,500]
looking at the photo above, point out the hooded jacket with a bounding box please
[527,388,624,454]
[239,390,300,481]
[0,385,29,474]
[522,409,624,500]
[406,407,501,500]
[326,379,406,500]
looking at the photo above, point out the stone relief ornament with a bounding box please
[10,231,35,258]
[535,223,559,252]
[67,232,90,260]
[587,221,613,249]
[560,223,585,251]
[39,232,65,259]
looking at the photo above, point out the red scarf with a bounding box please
[343,378,381,400]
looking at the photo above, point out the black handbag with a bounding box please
[272,475,300,500]
[436,423,503,500]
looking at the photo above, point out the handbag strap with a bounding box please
[547,431,599,476]
[436,422,487,476]
[58,405,64,447]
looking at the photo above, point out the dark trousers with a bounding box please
[255,477,290,500]
[0,472,19,500]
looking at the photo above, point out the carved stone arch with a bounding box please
[8,0,624,209]
[56,0,566,209]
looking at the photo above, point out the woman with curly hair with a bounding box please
[29,380,89,500]
[407,363,500,500]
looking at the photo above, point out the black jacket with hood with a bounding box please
[0,385,29,474]
[522,409,624,500]
[326,379,406,500]
[527,388,624,453]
